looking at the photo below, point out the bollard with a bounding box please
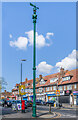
[54,102,56,107]
[21,100,25,113]
[71,104,72,107]
[49,104,51,113]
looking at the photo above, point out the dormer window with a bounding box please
[25,83,30,87]
[50,78,58,83]
[28,83,30,85]
[40,79,45,85]
[62,76,70,81]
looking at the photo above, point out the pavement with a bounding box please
[1,109,60,119]
[62,103,78,109]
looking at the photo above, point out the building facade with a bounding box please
[11,68,78,105]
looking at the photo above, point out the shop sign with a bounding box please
[73,91,78,95]
[23,95,27,97]
[37,93,45,96]
[65,90,72,95]
[47,94,56,96]
[48,96,56,101]
[60,91,64,95]
[47,92,55,94]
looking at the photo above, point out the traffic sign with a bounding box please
[19,85,26,95]
[56,90,60,96]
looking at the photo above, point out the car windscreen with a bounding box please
[16,101,21,103]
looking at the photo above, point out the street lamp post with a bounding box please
[30,3,39,117]
[57,80,59,107]
[21,59,26,85]
[20,59,26,102]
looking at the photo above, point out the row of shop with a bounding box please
[11,90,78,105]
[24,90,78,105]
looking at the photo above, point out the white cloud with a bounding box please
[55,49,78,70]
[46,32,54,39]
[9,37,28,50]
[25,30,51,48]
[10,30,54,50]
[9,34,13,38]
[37,61,53,74]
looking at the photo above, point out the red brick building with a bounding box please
[12,68,78,105]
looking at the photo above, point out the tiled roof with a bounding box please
[12,68,78,90]
[16,84,20,86]
[36,69,78,87]
[60,69,78,85]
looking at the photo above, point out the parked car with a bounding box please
[46,100,55,106]
[0,99,5,106]
[0,99,7,107]
[56,102,62,108]
[40,100,46,105]
[36,100,46,105]
[7,100,12,107]
[26,101,33,107]
[36,100,41,105]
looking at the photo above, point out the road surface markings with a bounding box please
[52,112,61,118]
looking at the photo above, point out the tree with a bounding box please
[0,77,7,99]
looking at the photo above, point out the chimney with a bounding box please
[25,78,28,83]
[39,75,42,80]
[60,67,64,77]
[4,90,6,93]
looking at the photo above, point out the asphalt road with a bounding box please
[0,105,77,118]
[0,106,17,115]
[37,105,77,118]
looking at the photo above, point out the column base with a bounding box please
[32,104,36,117]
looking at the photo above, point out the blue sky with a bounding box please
[2,2,76,91]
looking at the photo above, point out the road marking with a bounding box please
[52,112,61,118]
[60,108,76,110]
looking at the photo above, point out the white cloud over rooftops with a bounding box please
[37,61,53,74]
[37,49,78,74]
[55,49,78,70]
